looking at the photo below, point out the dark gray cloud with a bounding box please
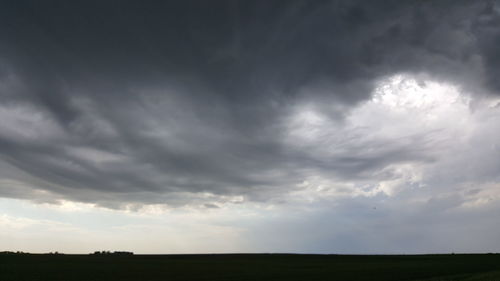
[0,0,498,208]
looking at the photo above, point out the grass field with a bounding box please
[1,253,500,281]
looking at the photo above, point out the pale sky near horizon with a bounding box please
[1,0,500,254]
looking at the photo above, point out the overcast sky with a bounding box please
[1,0,500,254]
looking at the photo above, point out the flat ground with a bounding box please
[1,253,500,281]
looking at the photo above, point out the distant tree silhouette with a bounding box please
[91,251,133,255]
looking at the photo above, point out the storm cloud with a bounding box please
[0,0,499,212]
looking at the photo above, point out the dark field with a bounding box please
[2,253,500,281]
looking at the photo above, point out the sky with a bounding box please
[1,0,500,254]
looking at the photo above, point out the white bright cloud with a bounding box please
[285,73,500,203]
